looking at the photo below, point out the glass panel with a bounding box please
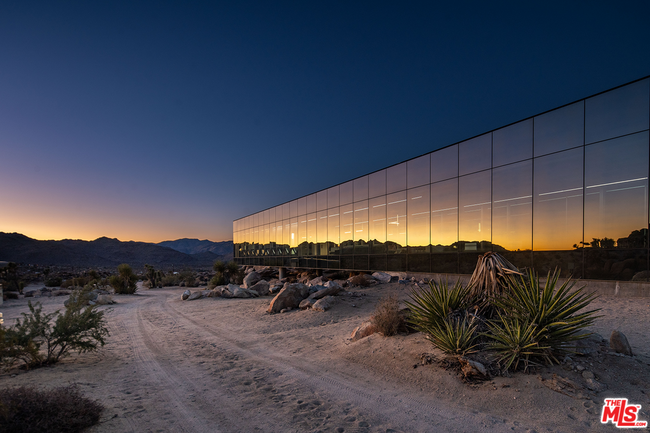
[386,191,407,252]
[493,119,533,167]
[431,178,458,251]
[387,162,407,194]
[369,195,386,253]
[369,169,386,198]
[408,254,430,272]
[340,204,354,254]
[269,223,276,246]
[263,224,270,245]
[354,176,369,201]
[306,194,317,214]
[585,249,647,281]
[354,200,369,241]
[283,219,291,247]
[317,210,328,255]
[327,207,340,254]
[275,221,283,249]
[459,133,491,175]
[586,78,650,144]
[298,215,307,250]
[459,171,491,249]
[584,131,649,248]
[492,160,532,251]
[290,200,298,218]
[407,154,430,188]
[317,190,328,211]
[264,209,270,225]
[534,101,584,157]
[253,213,259,227]
[340,181,353,205]
[327,186,340,209]
[297,197,307,216]
[407,185,430,249]
[273,206,281,222]
[533,148,583,250]
[307,212,317,253]
[282,203,290,220]
[431,144,458,183]
[290,217,298,248]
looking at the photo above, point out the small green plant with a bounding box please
[427,316,480,356]
[109,264,138,294]
[485,313,549,371]
[1,301,109,369]
[0,385,104,432]
[371,296,403,336]
[406,279,475,332]
[487,269,600,368]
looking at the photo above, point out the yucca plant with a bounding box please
[488,269,600,368]
[467,252,522,311]
[485,313,550,371]
[427,316,480,356]
[406,279,476,333]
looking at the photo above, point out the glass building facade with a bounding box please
[233,76,650,280]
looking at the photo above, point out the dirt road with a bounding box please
[1,286,648,432]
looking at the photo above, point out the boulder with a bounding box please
[201,290,212,298]
[312,295,336,312]
[307,276,325,287]
[248,280,270,296]
[95,294,114,305]
[232,287,259,298]
[372,271,392,284]
[308,283,343,300]
[267,283,310,314]
[299,298,316,310]
[610,330,633,356]
[181,290,191,300]
[187,291,203,301]
[350,321,377,341]
[243,271,262,289]
[269,283,284,294]
[220,283,241,298]
[459,357,488,379]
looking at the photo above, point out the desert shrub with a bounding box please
[61,276,93,289]
[161,274,180,287]
[144,264,164,289]
[108,264,138,294]
[0,262,25,294]
[0,385,103,433]
[213,261,242,285]
[486,269,600,370]
[210,272,226,287]
[2,301,109,368]
[178,270,196,288]
[371,296,403,336]
[349,273,372,287]
[44,277,62,287]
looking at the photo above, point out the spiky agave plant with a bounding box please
[406,279,475,332]
[467,252,522,312]
[427,316,480,356]
[406,279,481,355]
[487,269,601,369]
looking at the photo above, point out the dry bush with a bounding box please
[0,385,104,433]
[349,273,372,287]
[371,296,404,336]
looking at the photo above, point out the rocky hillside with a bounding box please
[158,238,233,257]
[0,232,232,269]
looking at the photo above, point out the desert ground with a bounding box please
[1,281,649,433]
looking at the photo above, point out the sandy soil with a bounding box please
[1,282,649,433]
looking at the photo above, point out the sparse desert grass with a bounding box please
[371,296,404,336]
[0,385,103,433]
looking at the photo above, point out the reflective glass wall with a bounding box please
[234,77,650,280]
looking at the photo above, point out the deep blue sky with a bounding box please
[1,1,649,242]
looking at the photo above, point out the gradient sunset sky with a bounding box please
[1,1,650,243]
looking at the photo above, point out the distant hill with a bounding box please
[0,232,232,269]
[158,238,233,257]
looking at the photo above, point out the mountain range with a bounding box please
[0,232,233,269]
